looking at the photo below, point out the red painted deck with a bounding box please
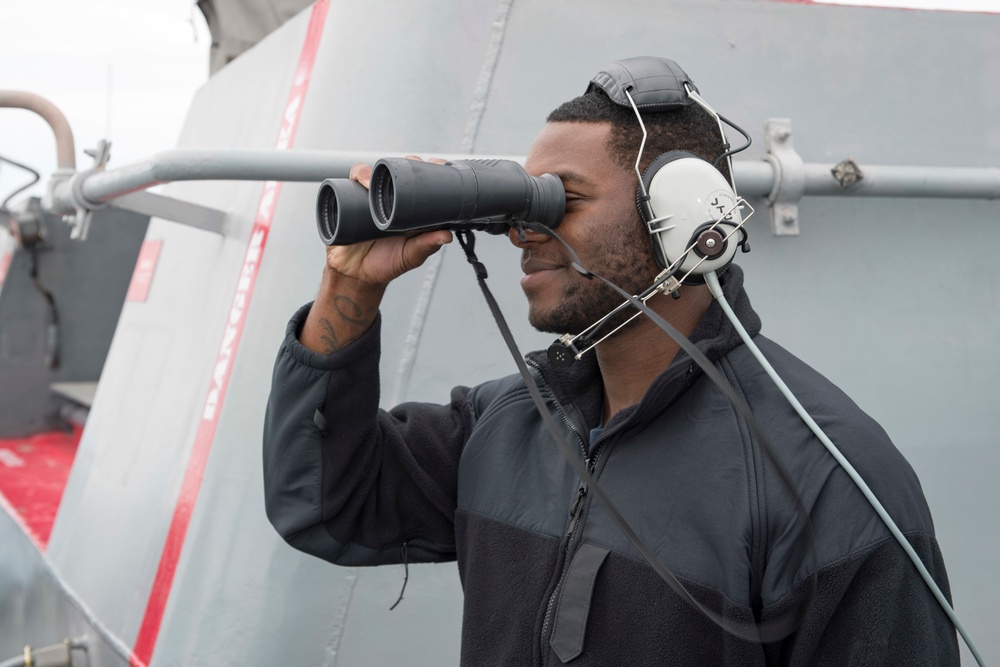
[0,426,82,550]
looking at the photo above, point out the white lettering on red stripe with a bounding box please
[202,227,266,421]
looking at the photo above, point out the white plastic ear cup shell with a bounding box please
[646,157,741,275]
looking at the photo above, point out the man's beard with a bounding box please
[528,216,660,335]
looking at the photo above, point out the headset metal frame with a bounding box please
[553,86,753,362]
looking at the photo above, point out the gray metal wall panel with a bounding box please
[402,239,552,401]
[150,2,504,664]
[475,0,1000,166]
[0,509,127,666]
[737,195,1000,664]
[0,207,148,436]
[292,0,503,153]
[0,510,72,656]
[148,177,358,667]
[42,8,315,652]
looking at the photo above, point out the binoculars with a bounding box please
[316,158,566,246]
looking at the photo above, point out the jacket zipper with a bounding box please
[538,443,606,663]
[524,358,607,664]
[525,358,702,662]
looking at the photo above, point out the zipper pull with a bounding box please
[565,483,588,536]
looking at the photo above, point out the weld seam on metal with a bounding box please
[388,0,515,405]
[44,564,134,662]
[0,500,133,663]
[324,569,359,667]
[460,0,515,154]
[387,251,446,405]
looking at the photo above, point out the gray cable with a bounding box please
[0,153,41,209]
[704,270,985,667]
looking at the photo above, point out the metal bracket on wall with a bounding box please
[56,140,226,238]
[763,118,805,236]
[109,191,225,234]
[65,139,113,241]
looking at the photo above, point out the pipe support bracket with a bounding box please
[764,118,805,236]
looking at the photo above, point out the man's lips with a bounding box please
[521,257,564,275]
[520,257,565,290]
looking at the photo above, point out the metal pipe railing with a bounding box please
[43,149,1000,217]
[733,161,1000,200]
[800,163,1000,199]
[47,149,523,213]
[0,91,76,169]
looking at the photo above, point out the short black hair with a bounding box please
[546,89,730,182]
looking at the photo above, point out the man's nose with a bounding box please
[507,223,550,247]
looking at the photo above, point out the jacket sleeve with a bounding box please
[761,532,960,666]
[263,303,474,567]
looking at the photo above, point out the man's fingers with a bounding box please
[425,230,453,247]
[405,155,448,166]
[413,230,454,253]
[403,230,453,268]
[349,163,373,189]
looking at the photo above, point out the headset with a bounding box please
[548,57,753,366]
[589,57,750,277]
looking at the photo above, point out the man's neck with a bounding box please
[595,284,714,425]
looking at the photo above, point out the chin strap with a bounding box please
[454,229,816,643]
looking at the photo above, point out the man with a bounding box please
[263,58,959,665]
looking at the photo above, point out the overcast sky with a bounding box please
[0,0,211,204]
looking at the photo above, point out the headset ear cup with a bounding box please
[637,151,741,277]
[636,151,700,270]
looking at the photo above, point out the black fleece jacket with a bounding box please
[263,266,959,666]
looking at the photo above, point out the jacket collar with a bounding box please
[526,265,762,434]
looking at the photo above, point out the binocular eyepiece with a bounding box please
[316,158,565,246]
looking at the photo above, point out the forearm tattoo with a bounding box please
[318,294,375,353]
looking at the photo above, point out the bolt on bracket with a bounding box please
[763,118,805,236]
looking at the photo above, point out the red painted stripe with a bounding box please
[129,2,330,665]
[0,251,12,288]
[126,240,164,303]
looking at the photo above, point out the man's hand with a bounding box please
[325,161,453,286]
[301,158,453,355]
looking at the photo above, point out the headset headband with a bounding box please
[585,57,698,111]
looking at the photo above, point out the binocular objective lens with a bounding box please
[322,185,337,229]
[376,174,395,225]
